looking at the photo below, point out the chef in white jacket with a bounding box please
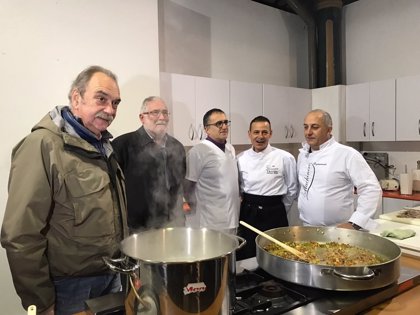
[237,116,298,259]
[297,109,382,231]
[184,108,240,235]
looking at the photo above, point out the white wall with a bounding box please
[344,0,420,178]
[345,0,420,84]
[0,1,160,313]
[159,0,309,87]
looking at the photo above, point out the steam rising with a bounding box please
[118,134,187,234]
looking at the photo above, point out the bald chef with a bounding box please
[237,116,298,260]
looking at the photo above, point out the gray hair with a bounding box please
[68,65,118,103]
[309,109,333,128]
[140,96,166,114]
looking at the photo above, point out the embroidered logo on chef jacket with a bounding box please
[266,165,279,174]
[302,162,326,198]
[183,282,207,295]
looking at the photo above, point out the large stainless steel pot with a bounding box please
[256,226,401,291]
[105,227,245,315]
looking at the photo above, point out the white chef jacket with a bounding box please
[185,139,240,230]
[237,144,298,212]
[297,137,382,230]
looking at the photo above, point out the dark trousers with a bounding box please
[53,273,121,315]
[237,193,288,260]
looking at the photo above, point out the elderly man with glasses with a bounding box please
[112,96,186,232]
[184,108,240,235]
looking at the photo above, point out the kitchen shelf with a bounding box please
[382,191,420,201]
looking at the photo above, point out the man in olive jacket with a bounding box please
[1,66,128,315]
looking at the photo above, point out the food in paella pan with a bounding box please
[264,241,386,266]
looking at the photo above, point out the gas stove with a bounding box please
[84,258,420,315]
[233,259,420,315]
[233,268,318,315]
[232,269,312,315]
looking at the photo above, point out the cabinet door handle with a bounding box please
[285,126,289,138]
[290,125,295,138]
[371,121,375,137]
[189,124,195,141]
[363,122,366,137]
[198,124,204,140]
[418,119,420,135]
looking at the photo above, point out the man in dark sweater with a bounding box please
[112,96,186,231]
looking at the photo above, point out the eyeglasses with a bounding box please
[142,110,170,117]
[206,120,231,128]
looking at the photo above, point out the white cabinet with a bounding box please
[396,75,420,140]
[370,80,396,141]
[346,79,395,142]
[311,85,346,142]
[160,73,229,145]
[262,84,288,143]
[230,81,263,144]
[346,83,369,141]
[288,87,312,143]
[263,84,311,143]
[160,72,196,145]
[195,76,230,141]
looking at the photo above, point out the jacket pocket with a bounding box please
[65,168,115,237]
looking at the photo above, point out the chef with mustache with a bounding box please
[297,109,381,231]
[236,116,298,260]
[112,96,187,231]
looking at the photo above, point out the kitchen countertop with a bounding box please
[371,219,420,256]
[365,217,420,314]
[382,190,420,201]
[363,255,420,314]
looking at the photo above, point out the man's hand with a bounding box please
[337,222,355,230]
[182,201,191,213]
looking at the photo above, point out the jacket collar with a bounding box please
[300,136,336,154]
[249,143,272,156]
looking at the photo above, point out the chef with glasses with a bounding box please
[184,108,240,235]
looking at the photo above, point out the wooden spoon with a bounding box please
[239,221,308,262]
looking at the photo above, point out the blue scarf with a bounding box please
[62,107,108,156]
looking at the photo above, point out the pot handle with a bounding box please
[102,256,140,275]
[328,267,376,280]
[233,235,247,250]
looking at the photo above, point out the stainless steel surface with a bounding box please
[283,265,420,314]
[239,220,306,260]
[121,227,245,262]
[119,227,245,314]
[256,226,401,291]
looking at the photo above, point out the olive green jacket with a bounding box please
[1,107,128,312]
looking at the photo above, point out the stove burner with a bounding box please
[234,270,312,314]
[260,280,286,298]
